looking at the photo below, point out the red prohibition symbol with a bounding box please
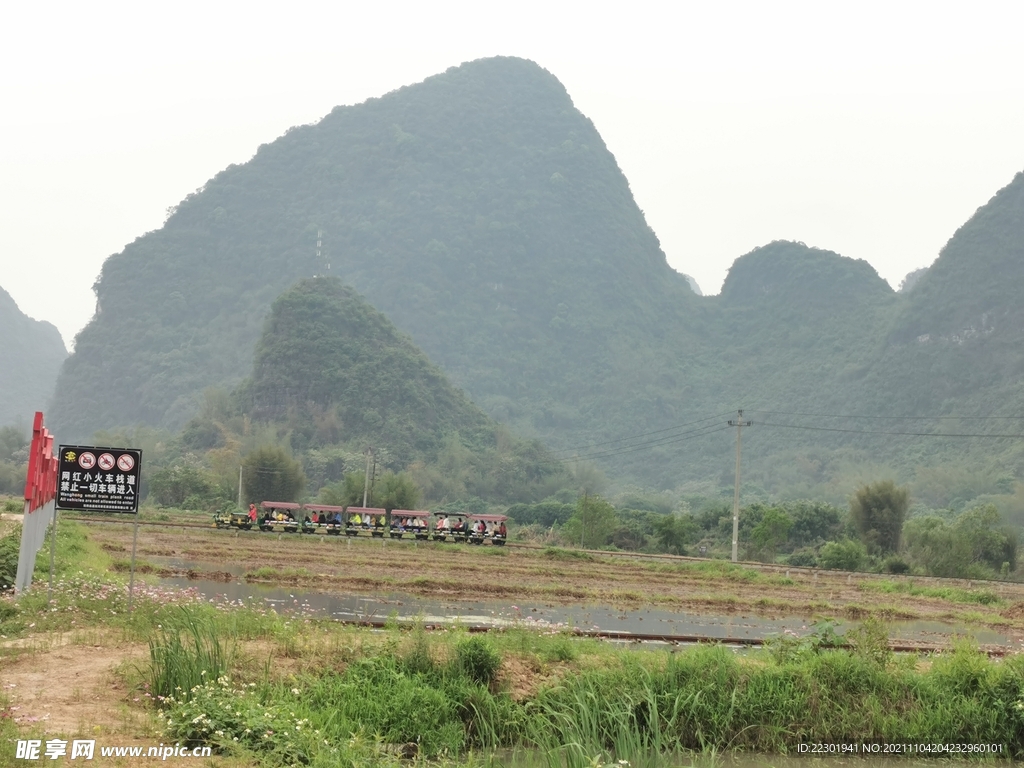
[116,454,135,472]
[78,452,96,470]
[97,453,116,471]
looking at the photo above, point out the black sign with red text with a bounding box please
[56,445,142,513]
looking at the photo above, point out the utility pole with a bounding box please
[728,409,753,562]
[237,465,243,507]
[580,490,588,549]
[362,448,372,508]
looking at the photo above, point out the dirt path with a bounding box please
[2,634,147,737]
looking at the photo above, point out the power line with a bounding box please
[751,409,1024,421]
[541,424,732,465]
[549,412,734,456]
[759,422,1024,439]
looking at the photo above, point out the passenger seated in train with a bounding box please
[496,521,507,538]
[350,513,362,526]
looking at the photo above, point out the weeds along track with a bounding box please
[76,518,1024,634]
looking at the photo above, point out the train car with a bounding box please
[305,504,344,535]
[259,501,301,532]
[391,509,431,540]
[430,512,469,542]
[468,514,508,545]
[345,507,386,537]
[213,510,253,530]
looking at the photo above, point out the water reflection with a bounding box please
[150,556,1021,648]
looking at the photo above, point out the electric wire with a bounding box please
[758,422,1024,439]
[750,409,1024,421]
[540,424,732,465]
[548,411,734,456]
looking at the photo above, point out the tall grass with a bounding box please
[860,579,1002,606]
[154,613,1024,765]
[149,606,231,700]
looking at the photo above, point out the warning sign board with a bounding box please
[56,445,142,514]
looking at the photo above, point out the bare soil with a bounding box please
[84,521,1024,632]
[1,633,147,737]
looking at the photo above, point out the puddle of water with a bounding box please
[149,554,1021,648]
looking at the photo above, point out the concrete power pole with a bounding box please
[362,448,372,508]
[728,409,753,562]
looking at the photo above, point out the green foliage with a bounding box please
[149,607,232,701]
[749,508,793,562]
[148,454,219,509]
[319,471,367,508]
[242,445,305,503]
[846,617,892,667]
[453,636,502,687]
[818,539,867,571]
[561,496,618,549]
[0,531,19,591]
[850,480,909,554]
[903,504,1017,578]
[652,514,697,555]
[506,500,575,527]
[374,471,420,512]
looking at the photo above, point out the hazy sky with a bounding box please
[3,1,1023,349]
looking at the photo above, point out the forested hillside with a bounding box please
[51,56,694,442]
[0,286,66,427]
[176,277,569,505]
[48,55,1024,501]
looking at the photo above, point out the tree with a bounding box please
[562,495,617,549]
[850,480,909,554]
[905,505,1017,577]
[242,446,305,504]
[148,455,218,508]
[750,508,793,562]
[319,471,367,508]
[653,514,698,555]
[786,500,843,548]
[903,517,971,577]
[953,504,1017,572]
[375,472,421,513]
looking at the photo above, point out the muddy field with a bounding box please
[84,520,1024,631]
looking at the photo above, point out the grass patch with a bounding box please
[542,547,593,562]
[861,579,1003,606]
[244,566,313,581]
[149,606,232,700]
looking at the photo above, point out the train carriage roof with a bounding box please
[468,514,508,522]
[261,501,300,510]
[391,509,432,518]
[345,507,386,515]
[305,504,344,513]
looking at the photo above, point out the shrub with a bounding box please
[818,539,867,571]
[0,532,19,591]
[785,548,818,567]
[454,636,502,687]
[882,556,910,574]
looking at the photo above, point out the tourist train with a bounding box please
[214,501,508,545]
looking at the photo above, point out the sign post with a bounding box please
[56,445,143,609]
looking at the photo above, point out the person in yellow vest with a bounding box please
[351,513,361,526]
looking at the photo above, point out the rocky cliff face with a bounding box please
[0,286,67,427]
